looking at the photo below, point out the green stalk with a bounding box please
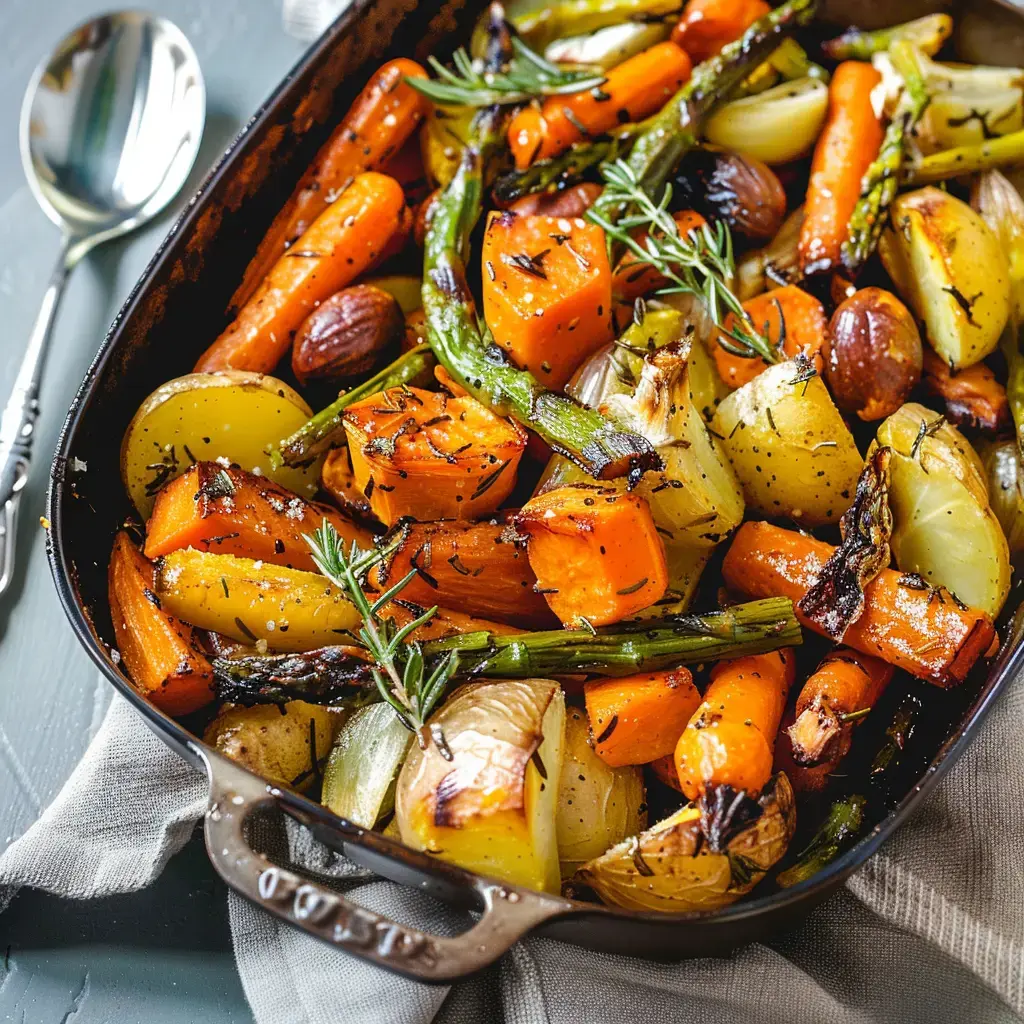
[422,105,660,479]
[902,128,1024,186]
[271,345,436,468]
[776,795,866,888]
[821,13,953,62]
[625,0,817,201]
[842,42,930,273]
[214,597,802,706]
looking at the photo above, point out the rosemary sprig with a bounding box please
[304,519,456,755]
[408,35,606,109]
[587,160,778,364]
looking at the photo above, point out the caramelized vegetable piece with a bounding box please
[481,211,613,389]
[722,521,996,687]
[144,463,370,570]
[648,753,683,791]
[231,59,429,309]
[196,173,408,373]
[786,648,893,766]
[515,484,669,627]
[712,285,826,389]
[507,42,692,169]
[674,649,794,800]
[108,531,214,715]
[671,0,770,62]
[320,448,378,526]
[799,61,884,276]
[371,518,553,628]
[508,182,602,219]
[343,385,527,524]
[585,669,702,767]
[921,349,1010,433]
[612,210,708,302]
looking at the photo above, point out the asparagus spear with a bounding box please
[842,42,930,273]
[822,13,953,62]
[625,0,818,201]
[902,128,1024,187]
[271,345,436,468]
[776,794,866,887]
[214,597,803,706]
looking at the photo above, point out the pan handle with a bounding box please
[201,751,570,983]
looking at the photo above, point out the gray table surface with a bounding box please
[0,2,312,1020]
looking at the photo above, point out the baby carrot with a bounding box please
[671,0,771,63]
[612,209,707,302]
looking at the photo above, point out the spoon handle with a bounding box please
[0,238,77,596]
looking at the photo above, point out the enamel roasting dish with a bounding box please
[46,0,1024,981]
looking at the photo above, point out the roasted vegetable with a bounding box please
[154,549,362,652]
[585,668,701,766]
[576,772,795,911]
[204,700,344,790]
[480,210,613,389]
[822,14,952,61]
[921,349,1009,433]
[507,41,692,169]
[320,449,378,527]
[395,678,565,893]
[370,518,553,628]
[321,703,414,827]
[108,532,214,715]
[545,22,672,71]
[875,403,1011,617]
[878,187,1011,370]
[671,0,768,63]
[557,706,647,878]
[704,77,829,167]
[121,371,321,520]
[516,484,669,626]
[674,649,794,800]
[195,173,409,373]
[723,520,996,687]
[712,358,863,527]
[981,440,1024,556]
[825,287,923,422]
[512,0,684,52]
[420,106,476,189]
[736,205,804,301]
[343,385,528,524]
[144,463,371,570]
[507,182,603,220]
[799,61,884,276]
[611,209,709,302]
[776,793,865,888]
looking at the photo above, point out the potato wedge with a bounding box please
[981,439,1024,556]
[154,549,361,651]
[205,700,345,790]
[121,371,321,519]
[879,188,1011,370]
[396,679,565,893]
[557,707,646,879]
[876,403,1011,617]
[576,772,795,912]
[712,359,863,526]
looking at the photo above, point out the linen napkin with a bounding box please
[1,680,1023,1024]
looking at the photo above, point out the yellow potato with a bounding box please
[879,188,1011,369]
[396,679,565,893]
[420,106,474,189]
[154,549,361,651]
[712,359,863,527]
[121,371,322,519]
[205,700,346,790]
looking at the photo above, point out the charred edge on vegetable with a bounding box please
[698,782,764,853]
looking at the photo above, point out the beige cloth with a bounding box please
[1,681,1022,1024]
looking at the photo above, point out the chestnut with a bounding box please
[824,287,923,421]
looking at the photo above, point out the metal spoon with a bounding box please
[0,12,205,596]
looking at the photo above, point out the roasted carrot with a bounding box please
[381,132,430,203]
[786,648,893,768]
[508,182,603,219]
[585,669,702,767]
[370,518,555,627]
[712,284,827,388]
[671,0,771,63]
[799,62,884,277]
[649,753,684,792]
[674,649,795,800]
[343,385,527,524]
[481,210,613,389]
[722,521,996,687]
[230,59,429,309]
[773,706,833,794]
[320,448,379,525]
[144,463,371,570]
[921,349,1011,433]
[196,173,408,373]
[612,209,708,302]
[515,484,669,627]
[507,42,692,170]
[108,531,214,715]
[388,600,525,641]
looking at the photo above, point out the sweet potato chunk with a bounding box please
[343,386,527,524]
[481,211,613,389]
[515,484,668,626]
